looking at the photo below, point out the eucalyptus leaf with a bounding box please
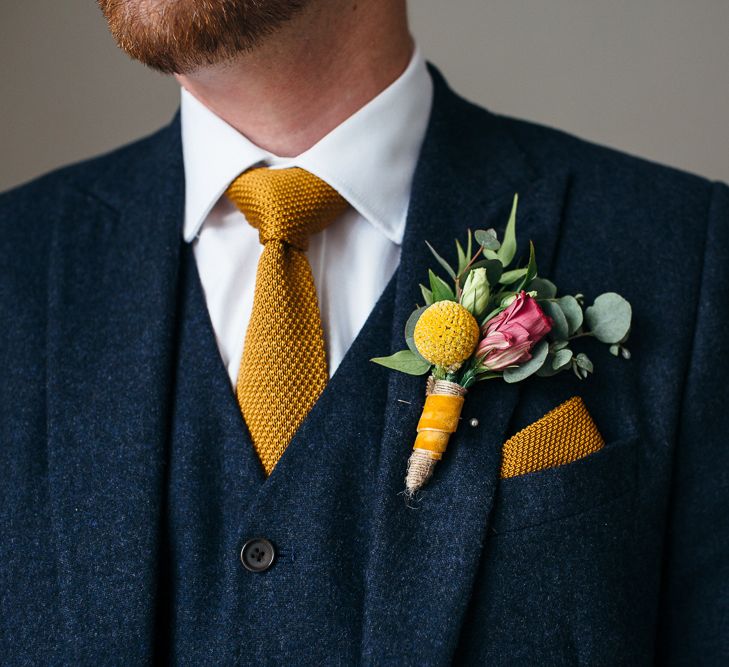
[557,295,584,335]
[552,348,573,371]
[370,350,431,375]
[483,248,500,261]
[497,194,519,266]
[419,284,433,306]
[585,292,632,344]
[536,355,561,377]
[475,228,501,251]
[575,352,594,373]
[551,340,569,352]
[541,300,569,340]
[404,306,428,356]
[425,241,456,280]
[529,277,558,299]
[503,339,549,383]
[429,269,456,302]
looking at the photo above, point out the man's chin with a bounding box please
[97,0,308,74]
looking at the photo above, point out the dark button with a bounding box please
[240,537,276,572]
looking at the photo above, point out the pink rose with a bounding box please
[476,291,552,371]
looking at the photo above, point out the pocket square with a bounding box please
[500,396,604,478]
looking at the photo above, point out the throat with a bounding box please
[175,0,413,157]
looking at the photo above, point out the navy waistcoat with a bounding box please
[161,243,398,664]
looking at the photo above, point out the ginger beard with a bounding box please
[97,0,308,74]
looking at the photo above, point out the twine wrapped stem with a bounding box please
[404,379,467,497]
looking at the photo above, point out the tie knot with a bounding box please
[226,167,348,250]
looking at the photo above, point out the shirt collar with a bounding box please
[180,46,433,244]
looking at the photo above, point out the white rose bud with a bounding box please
[460,267,490,317]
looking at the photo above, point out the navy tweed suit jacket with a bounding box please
[1,67,728,665]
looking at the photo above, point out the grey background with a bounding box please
[1,0,728,191]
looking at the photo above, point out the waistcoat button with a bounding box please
[240,537,276,572]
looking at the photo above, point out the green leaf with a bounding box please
[481,305,506,327]
[404,306,428,356]
[585,292,632,344]
[473,371,501,382]
[530,277,558,299]
[499,267,528,285]
[499,292,517,308]
[484,259,503,285]
[541,300,569,340]
[371,350,431,375]
[557,295,583,335]
[497,194,519,266]
[419,284,433,306]
[466,229,473,263]
[552,348,573,371]
[429,269,456,302]
[483,248,500,261]
[475,228,501,251]
[456,239,468,275]
[425,241,456,280]
[503,339,550,383]
[515,241,538,291]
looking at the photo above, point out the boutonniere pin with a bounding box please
[372,196,633,497]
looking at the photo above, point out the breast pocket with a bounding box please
[490,434,639,533]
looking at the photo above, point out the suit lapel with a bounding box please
[361,68,572,664]
[46,119,184,660]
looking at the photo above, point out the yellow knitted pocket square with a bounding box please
[500,396,605,478]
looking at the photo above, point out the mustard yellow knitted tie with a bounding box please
[226,167,348,475]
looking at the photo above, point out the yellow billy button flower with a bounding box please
[413,300,480,369]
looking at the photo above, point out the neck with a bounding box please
[175,1,413,157]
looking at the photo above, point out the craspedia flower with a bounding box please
[414,301,480,368]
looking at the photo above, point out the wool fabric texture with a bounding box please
[225,167,348,474]
[1,65,728,665]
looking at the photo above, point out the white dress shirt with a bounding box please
[180,48,433,385]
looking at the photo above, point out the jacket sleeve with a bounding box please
[657,181,729,663]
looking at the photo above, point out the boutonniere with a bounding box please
[372,195,633,497]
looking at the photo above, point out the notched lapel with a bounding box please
[361,68,573,665]
[46,118,184,660]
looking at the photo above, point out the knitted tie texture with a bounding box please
[226,167,348,475]
[499,396,605,478]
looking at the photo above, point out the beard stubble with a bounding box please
[97,0,309,74]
